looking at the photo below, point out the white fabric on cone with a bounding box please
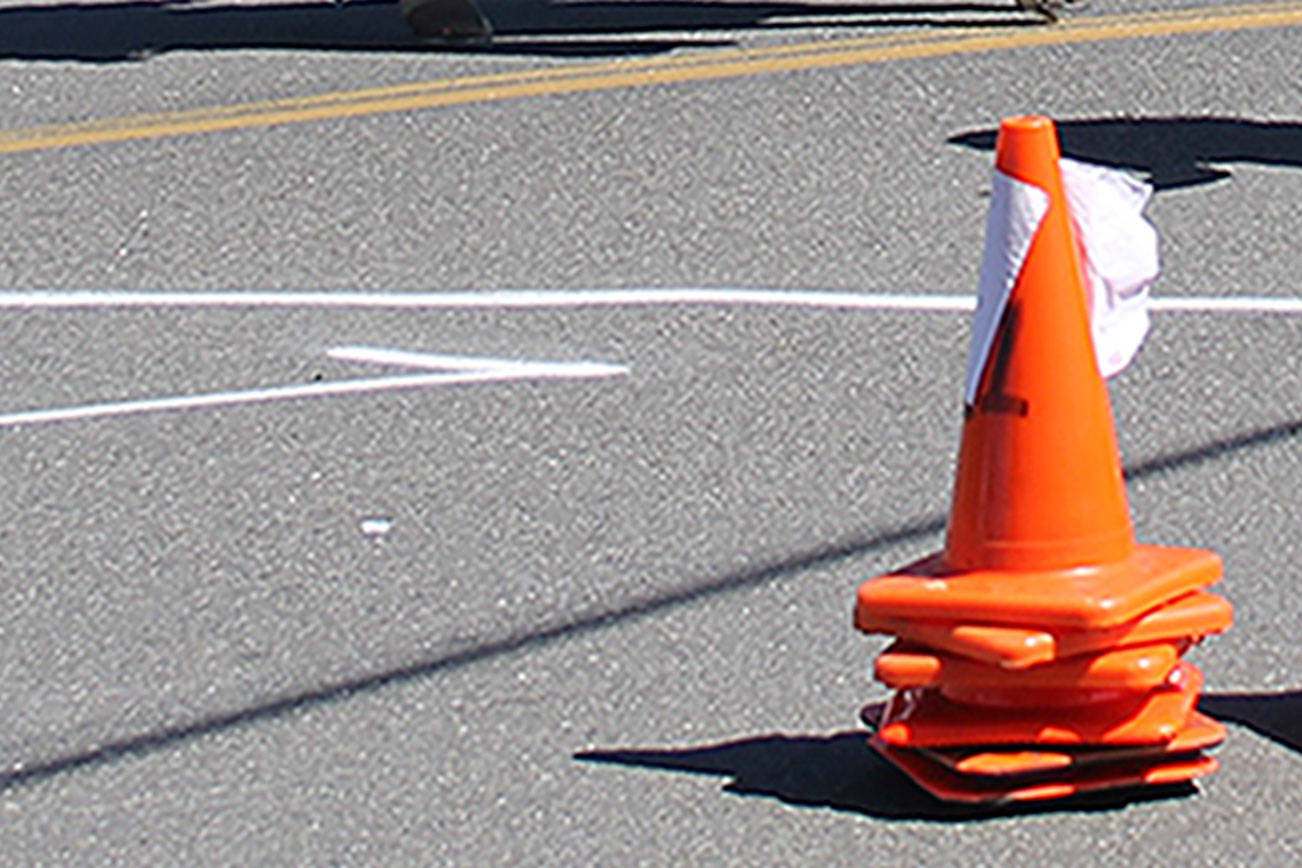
[965,159,1158,404]
[1059,158,1158,379]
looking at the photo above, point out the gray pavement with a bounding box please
[1,0,1301,863]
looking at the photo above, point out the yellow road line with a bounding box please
[0,26,950,137]
[4,1,1302,155]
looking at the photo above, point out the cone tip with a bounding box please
[1000,115,1055,134]
[993,114,1063,183]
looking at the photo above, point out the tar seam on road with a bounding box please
[2,413,1299,791]
[4,2,1302,155]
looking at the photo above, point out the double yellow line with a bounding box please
[4,1,1302,155]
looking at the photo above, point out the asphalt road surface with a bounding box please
[1,0,1300,862]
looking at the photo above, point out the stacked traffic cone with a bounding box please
[854,116,1232,805]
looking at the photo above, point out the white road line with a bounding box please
[0,365,627,429]
[1147,297,1302,314]
[326,345,630,378]
[0,288,1299,313]
[0,289,971,311]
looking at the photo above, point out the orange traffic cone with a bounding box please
[854,116,1231,804]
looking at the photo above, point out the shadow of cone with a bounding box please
[854,115,1231,804]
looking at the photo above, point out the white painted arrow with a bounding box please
[0,347,628,429]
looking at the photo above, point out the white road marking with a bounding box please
[326,345,630,378]
[1147,297,1302,314]
[0,287,1294,429]
[0,361,627,429]
[360,517,393,537]
[0,288,1299,313]
[0,288,970,311]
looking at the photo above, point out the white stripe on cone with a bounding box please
[964,170,1049,405]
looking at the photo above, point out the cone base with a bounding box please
[924,712,1225,778]
[857,544,1222,630]
[875,663,1203,748]
[870,736,1219,804]
[875,641,1183,692]
[858,590,1232,670]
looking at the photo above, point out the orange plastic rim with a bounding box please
[874,641,1185,691]
[856,590,1232,670]
[876,663,1204,748]
[872,736,1219,804]
[857,545,1222,630]
[930,712,1226,777]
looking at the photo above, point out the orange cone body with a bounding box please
[946,115,1133,573]
[852,115,1231,805]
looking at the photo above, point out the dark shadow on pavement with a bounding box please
[1,413,1298,793]
[486,0,1035,36]
[575,731,1197,820]
[0,0,728,60]
[0,0,1041,62]
[0,514,945,793]
[948,117,1302,190]
[1201,691,1302,754]
[1123,417,1302,483]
